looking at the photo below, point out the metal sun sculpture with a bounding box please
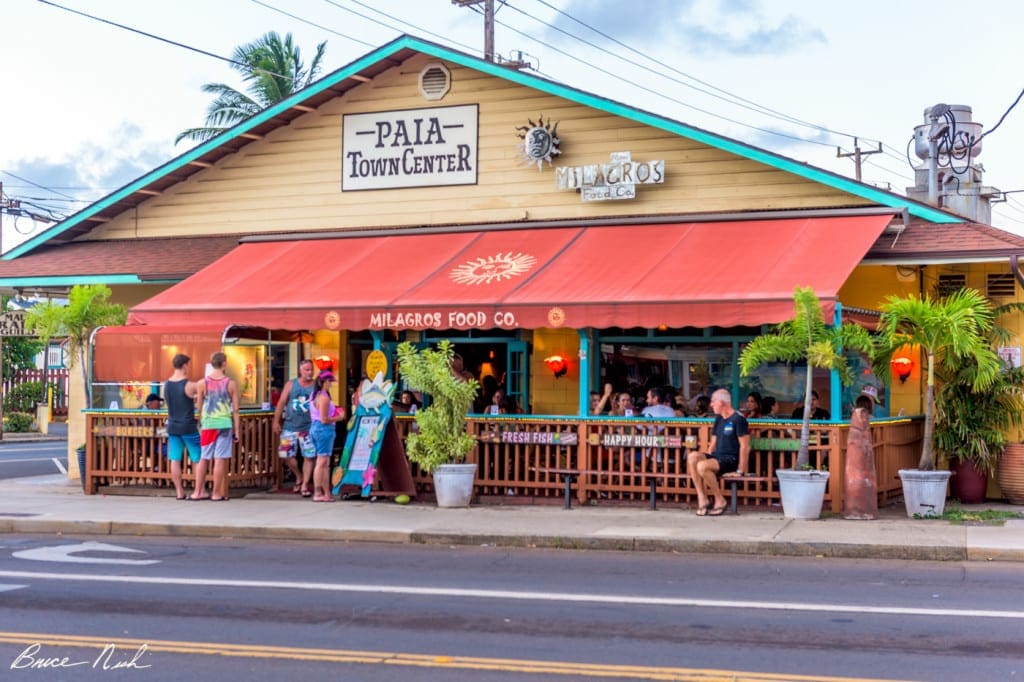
[515,115,561,171]
[449,252,538,286]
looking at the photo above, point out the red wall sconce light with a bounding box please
[890,351,914,384]
[313,354,335,372]
[543,355,568,379]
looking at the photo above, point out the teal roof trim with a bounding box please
[0,275,143,287]
[6,35,957,261]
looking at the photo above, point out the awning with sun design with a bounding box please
[127,214,892,331]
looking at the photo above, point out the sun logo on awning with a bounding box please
[450,252,537,285]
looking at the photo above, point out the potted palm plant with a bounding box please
[876,288,1001,516]
[739,287,873,518]
[931,298,1024,504]
[395,340,480,507]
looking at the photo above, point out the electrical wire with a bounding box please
[327,0,481,55]
[248,0,375,48]
[526,0,868,144]
[0,170,77,201]
[472,5,840,148]
[37,0,299,82]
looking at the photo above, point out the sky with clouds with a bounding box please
[3,0,1024,250]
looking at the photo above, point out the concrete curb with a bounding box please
[0,518,993,562]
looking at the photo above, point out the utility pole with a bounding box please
[836,138,883,182]
[452,0,495,62]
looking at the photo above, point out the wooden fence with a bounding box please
[83,410,277,494]
[3,368,69,416]
[82,410,922,512]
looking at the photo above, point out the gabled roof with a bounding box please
[5,35,963,261]
[864,221,1024,263]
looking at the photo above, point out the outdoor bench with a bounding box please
[531,465,773,514]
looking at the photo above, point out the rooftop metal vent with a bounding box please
[419,63,451,101]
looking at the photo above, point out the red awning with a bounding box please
[128,215,892,331]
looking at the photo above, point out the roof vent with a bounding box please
[419,63,451,101]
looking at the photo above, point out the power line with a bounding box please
[37,0,302,82]
[524,0,867,144]
[0,170,77,201]
[476,5,839,148]
[248,0,375,47]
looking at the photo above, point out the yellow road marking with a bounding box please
[0,631,917,681]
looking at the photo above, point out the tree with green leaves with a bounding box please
[933,299,1024,475]
[395,340,479,474]
[739,287,874,469]
[176,32,327,145]
[24,285,126,407]
[877,288,1002,471]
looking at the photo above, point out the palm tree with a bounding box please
[875,288,1001,471]
[176,32,327,145]
[24,285,126,407]
[739,287,874,469]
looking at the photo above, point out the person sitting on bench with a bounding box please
[686,388,750,516]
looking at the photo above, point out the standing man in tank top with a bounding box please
[191,351,240,501]
[273,359,317,496]
[164,353,201,500]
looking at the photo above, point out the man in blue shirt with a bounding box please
[686,388,750,516]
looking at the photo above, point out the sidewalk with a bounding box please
[0,420,67,443]
[0,471,1022,562]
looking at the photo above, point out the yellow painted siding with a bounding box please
[88,54,868,241]
[531,328,579,415]
[841,262,1024,418]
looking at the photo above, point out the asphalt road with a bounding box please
[0,441,67,480]
[0,535,1020,681]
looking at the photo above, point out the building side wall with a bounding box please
[88,54,869,241]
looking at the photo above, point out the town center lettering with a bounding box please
[343,104,479,191]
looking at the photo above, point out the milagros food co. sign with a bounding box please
[342,104,479,191]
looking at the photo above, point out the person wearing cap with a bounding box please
[164,354,201,500]
[144,393,164,410]
[857,384,882,418]
[308,370,346,502]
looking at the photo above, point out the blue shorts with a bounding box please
[168,432,201,464]
[200,429,234,460]
[309,422,335,457]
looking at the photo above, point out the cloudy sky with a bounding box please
[4,0,1024,250]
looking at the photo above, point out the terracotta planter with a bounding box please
[998,444,1024,504]
[949,458,988,504]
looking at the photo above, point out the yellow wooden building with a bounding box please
[5,36,1024,489]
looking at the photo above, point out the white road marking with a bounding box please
[0,584,27,592]
[0,569,1019,620]
[11,542,160,566]
[0,457,64,463]
[52,457,67,474]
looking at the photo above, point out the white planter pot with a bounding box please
[898,469,952,518]
[776,469,830,519]
[432,463,477,507]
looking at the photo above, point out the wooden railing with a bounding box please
[84,410,922,513]
[83,410,278,494]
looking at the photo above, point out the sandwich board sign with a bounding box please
[331,372,415,499]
